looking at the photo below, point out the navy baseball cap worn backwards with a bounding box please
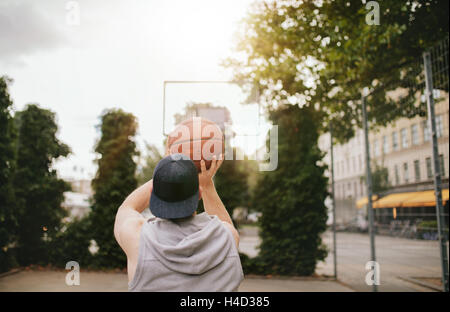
[150,153,199,219]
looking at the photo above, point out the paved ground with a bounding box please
[317,231,446,292]
[0,271,352,292]
[0,225,351,292]
[1,228,444,292]
[240,227,445,292]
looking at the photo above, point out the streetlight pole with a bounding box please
[330,123,337,280]
[362,93,378,292]
[423,51,449,292]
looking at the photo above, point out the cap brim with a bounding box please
[149,189,199,219]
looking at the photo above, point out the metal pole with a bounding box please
[163,81,166,136]
[362,94,377,292]
[330,123,338,280]
[423,51,449,292]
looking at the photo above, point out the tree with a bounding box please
[226,0,449,142]
[48,216,94,268]
[89,109,139,268]
[137,142,163,185]
[368,161,391,194]
[250,105,328,276]
[13,104,71,265]
[0,76,17,272]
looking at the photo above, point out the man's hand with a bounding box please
[199,154,223,191]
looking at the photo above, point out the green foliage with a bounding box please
[363,161,391,194]
[417,220,437,231]
[48,217,93,268]
[239,253,265,275]
[226,0,449,142]
[416,220,445,240]
[89,109,139,268]
[12,104,71,265]
[137,142,163,185]
[46,109,140,270]
[242,158,260,203]
[0,76,18,272]
[249,105,328,276]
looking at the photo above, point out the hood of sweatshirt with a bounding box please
[142,212,235,275]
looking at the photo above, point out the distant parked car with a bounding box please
[247,212,262,223]
[233,207,248,223]
[346,215,368,233]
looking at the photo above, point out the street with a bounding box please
[239,227,446,292]
[0,270,352,292]
[0,229,444,292]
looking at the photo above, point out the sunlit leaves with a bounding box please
[227,0,448,142]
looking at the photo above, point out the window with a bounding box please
[359,155,363,171]
[403,162,409,183]
[411,124,419,145]
[374,139,380,157]
[382,135,389,154]
[423,120,431,142]
[401,128,408,149]
[426,157,433,179]
[394,164,400,185]
[414,160,421,182]
[439,154,445,177]
[392,132,399,151]
[436,115,443,138]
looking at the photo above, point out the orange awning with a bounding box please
[356,195,378,209]
[372,192,414,208]
[358,189,450,209]
[401,189,449,207]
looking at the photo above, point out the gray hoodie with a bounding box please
[128,212,244,292]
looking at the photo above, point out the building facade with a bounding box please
[369,96,449,194]
[319,129,367,225]
[62,179,93,221]
[174,102,231,131]
[320,93,449,226]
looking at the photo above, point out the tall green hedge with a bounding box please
[47,109,139,269]
[0,76,18,273]
[88,109,139,268]
[48,217,93,268]
[13,104,71,266]
[249,105,328,276]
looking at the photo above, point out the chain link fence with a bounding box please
[322,37,449,291]
[367,39,449,242]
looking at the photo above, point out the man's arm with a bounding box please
[199,156,240,246]
[114,180,153,253]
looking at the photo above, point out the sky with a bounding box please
[0,0,269,180]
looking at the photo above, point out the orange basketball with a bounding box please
[166,117,224,172]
